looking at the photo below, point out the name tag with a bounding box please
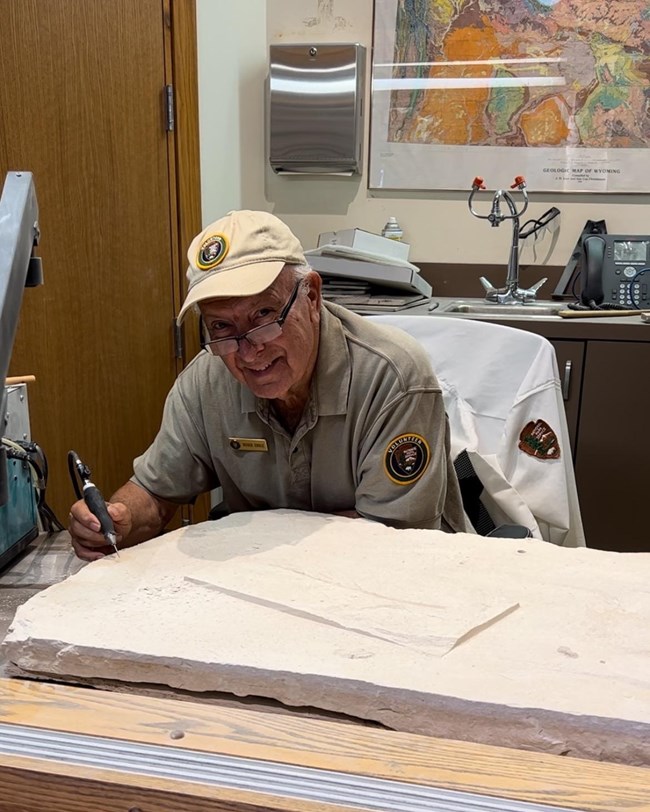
[228,437,269,452]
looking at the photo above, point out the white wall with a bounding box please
[197,0,650,268]
[196,0,267,223]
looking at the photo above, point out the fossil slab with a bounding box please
[3,510,649,765]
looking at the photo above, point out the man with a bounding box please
[70,210,466,560]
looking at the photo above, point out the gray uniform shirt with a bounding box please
[133,302,465,531]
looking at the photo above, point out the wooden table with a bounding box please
[1,535,649,811]
[1,678,650,812]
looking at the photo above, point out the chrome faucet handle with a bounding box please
[479,276,501,302]
[515,277,548,303]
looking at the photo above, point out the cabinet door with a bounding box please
[575,341,650,552]
[548,339,585,460]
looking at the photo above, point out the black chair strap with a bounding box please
[453,449,497,536]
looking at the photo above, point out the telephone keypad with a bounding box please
[616,281,646,306]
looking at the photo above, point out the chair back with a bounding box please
[368,315,585,547]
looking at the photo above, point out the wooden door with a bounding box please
[0,0,200,522]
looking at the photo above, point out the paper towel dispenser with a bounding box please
[268,43,366,175]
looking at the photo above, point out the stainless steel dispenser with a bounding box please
[268,43,366,175]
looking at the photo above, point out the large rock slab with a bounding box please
[3,511,650,765]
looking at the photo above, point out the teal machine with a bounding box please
[0,456,39,569]
[0,383,39,569]
[0,172,43,570]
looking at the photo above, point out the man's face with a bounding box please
[199,269,322,402]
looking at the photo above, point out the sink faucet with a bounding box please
[468,176,547,305]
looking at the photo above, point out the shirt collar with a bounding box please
[313,303,350,416]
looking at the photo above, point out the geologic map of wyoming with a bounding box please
[389,0,649,151]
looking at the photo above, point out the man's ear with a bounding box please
[306,270,322,305]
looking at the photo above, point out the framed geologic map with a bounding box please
[369,0,650,193]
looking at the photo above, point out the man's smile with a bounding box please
[243,357,279,377]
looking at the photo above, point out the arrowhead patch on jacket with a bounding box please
[518,419,560,460]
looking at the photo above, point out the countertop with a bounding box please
[401,297,650,341]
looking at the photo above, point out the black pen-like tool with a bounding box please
[68,451,119,557]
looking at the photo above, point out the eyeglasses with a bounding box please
[204,281,302,357]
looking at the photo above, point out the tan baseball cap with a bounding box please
[177,210,306,323]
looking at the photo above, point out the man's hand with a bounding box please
[69,481,178,561]
[68,499,132,562]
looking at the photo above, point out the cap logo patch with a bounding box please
[518,419,560,459]
[196,233,229,271]
[384,433,430,485]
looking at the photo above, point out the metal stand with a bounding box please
[468,175,546,305]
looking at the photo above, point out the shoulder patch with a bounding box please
[196,233,229,271]
[384,433,430,485]
[518,419,560,460]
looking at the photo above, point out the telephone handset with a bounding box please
[581,235,606,304]
[552,219,607,300]
[580,235,650,308]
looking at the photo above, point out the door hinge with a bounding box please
[173,320,184,359]
[165,84,175,132]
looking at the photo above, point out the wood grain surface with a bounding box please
[558,309,650,319]
[0,679,648,811]
[1,0,198,522]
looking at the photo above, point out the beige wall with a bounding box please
[196,0,267,222]
[198,0,650,269]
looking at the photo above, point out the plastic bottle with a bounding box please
[381,216,403,241]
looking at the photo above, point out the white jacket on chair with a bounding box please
[368,314,585,547]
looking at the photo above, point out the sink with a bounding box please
[442,300,563,317]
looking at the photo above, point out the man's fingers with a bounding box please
[70,537,105,562]
[68,515,104,545]
[68,500,114,560]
